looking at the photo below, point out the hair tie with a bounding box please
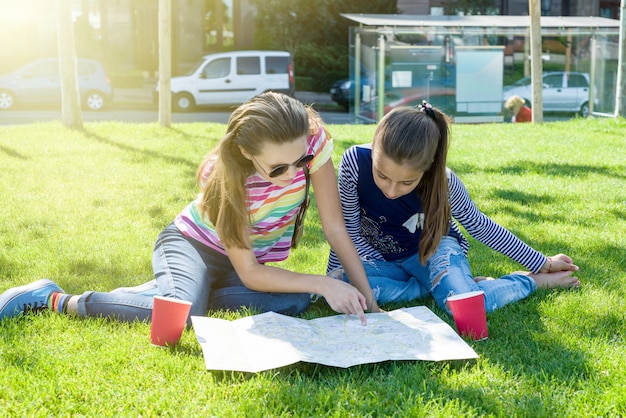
[419,100,435,119]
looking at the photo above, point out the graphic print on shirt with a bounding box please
[360,207,405,255]
[402,212,424,233]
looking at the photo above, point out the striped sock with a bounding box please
[48,292,72,314]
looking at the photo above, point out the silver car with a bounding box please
[502,71,595,117]
[0,58,113,111]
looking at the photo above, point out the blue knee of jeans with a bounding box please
[428,238,476,314]
[363,259,425,305]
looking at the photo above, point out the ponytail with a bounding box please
[416,106,451,264]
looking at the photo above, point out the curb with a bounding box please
[113,86,338,109]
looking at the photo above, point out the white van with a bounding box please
[164,50,294,111]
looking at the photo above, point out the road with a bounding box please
[0,108,357,126]
[0,106,574,126]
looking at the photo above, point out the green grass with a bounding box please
[1,116,625,417]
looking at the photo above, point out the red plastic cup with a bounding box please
[447,290,488,341]
[150,296,192,346]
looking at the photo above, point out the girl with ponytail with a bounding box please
[327,102,579,315]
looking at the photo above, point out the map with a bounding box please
[191,306,479,373]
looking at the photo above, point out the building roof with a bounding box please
[341,14,620,29]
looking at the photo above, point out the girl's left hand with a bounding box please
[368,300,385,313]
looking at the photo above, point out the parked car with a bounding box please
[0,58,112,111]
[330,79,355,111]
[502,71,595,117]
[157,50,294,112]
[357,87,456,122]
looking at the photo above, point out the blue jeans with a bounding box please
[350,237,536,315]
[76,223,310,322]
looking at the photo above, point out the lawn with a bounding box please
[1,116,625,417]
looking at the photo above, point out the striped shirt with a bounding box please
[175,126,333,263]
[327,144,547,273]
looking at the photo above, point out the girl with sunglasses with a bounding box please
[0,92,376,325]
[327,103,579,315]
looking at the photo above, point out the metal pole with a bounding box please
[355,33,361,119]
[615,0,625,118]
[589,36,596,117]
[377,34,385,122]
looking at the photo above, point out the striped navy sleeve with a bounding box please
[447,169,547,273]
[327,146,383,274]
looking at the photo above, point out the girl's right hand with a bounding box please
[541,253,579,273]
[320,278,368,325]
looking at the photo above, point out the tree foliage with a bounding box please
[252,0,396,91]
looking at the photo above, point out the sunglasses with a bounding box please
[252,154,314,178]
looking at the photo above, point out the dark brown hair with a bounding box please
[372,105,451,264]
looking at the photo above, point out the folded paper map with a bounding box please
[192,306,478,372]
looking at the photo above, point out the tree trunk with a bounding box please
[529,0,543,123]
[56,0,83,129]
[159,0,172,127]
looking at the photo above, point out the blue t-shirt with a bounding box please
[353,145,459,261]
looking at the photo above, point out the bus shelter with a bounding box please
[342,14,620,123]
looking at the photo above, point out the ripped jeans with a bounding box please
[356,236,537,315]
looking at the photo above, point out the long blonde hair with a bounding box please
[196,92,311,249]
[373,105,451,264]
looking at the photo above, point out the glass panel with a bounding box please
[77,61,96,76]
[349,22,619,122]
[544,74,563,88]
[236,57,260,75]
[29,61,59,77]
[202,58,230,78]
[567,74,588,88]
[265,56,289,74]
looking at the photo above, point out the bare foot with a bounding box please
[530,270,580,289]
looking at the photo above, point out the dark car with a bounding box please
[330,77,378,111]
[0,58,113,111]
[330,79,354,111]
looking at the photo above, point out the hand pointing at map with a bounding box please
[318,277,368,325]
